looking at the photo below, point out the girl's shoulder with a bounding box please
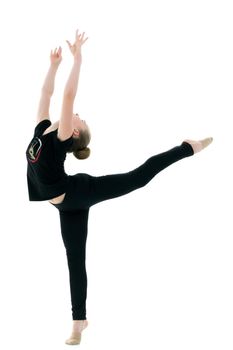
[42,120,59,136]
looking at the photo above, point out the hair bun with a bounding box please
[73,147,91,160]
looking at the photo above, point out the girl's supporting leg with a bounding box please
[58,208,90,320]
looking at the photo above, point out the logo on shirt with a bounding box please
[27,137,42,163]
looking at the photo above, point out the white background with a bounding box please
[0,0,232,349]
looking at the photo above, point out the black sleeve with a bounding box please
[54,134,74,153]
[34,119,52,137]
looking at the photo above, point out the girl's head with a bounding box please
[67,113,91,160]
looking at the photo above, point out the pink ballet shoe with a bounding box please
[65,320,88,345]
[183,137,213,154]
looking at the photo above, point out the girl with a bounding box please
[25,29,213,345]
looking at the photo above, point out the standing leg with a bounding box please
[58,208,89,321]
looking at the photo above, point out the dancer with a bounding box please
[25,29,213,345]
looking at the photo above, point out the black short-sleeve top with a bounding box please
[26,119,73,201]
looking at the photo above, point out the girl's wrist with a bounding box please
[74,52,82,62]
[50,62,60,70]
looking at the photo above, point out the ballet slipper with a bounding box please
[65,333,82,345]
[183,137,213,154]
[65,320,88,345]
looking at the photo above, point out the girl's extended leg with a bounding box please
[87,141,194,207]
[52,141,194,212]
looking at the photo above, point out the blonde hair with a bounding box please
[68,129,91,160]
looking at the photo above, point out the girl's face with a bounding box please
[73,113,89,137]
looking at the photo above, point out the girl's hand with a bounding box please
[66,29,88,60]
[50,46,62,66]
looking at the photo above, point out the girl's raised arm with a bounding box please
[58,29,88,141]
[36,47,62,125]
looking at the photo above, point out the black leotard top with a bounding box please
[26,119,73,201]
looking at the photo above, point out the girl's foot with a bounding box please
[183,137,213,154]
[65,320,88,345]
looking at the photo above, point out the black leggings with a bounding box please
[51,142,194,320]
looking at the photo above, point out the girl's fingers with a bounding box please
[75,34,82,43]
[76,32,88,45]
[65,30,88,53]
[66,40,72,48]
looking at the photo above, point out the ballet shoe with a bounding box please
[65,320,88,345]
[183,137,213,154]
[65,333,81,345]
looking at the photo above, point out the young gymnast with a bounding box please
[25,29,213,345]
